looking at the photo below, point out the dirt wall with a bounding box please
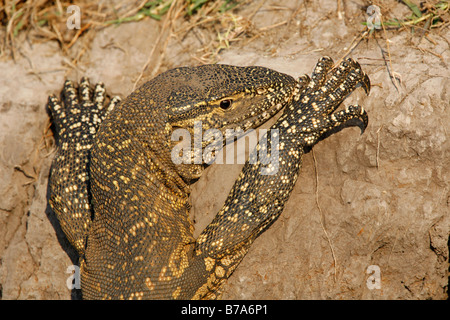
[0,0,448,299]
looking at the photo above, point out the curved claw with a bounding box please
[358,106,369,134]
[350,59,371,95]
[61,79,78,108]
[293,74,311,101]
[338,105,369,135]
[320,56,334,64]
[361,73,371,95]
[311,56,334,84]
[344,58,371,95]
[297,74,311,84]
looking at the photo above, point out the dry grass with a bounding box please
[1,0,447,78]
[335,1,449,93]
[371,0,449,31]
[0,0,249,61]
[1,0,126,58]
[132,0,255,87]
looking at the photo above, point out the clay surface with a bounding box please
[0,0,448,299]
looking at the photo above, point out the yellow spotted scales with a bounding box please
[47,57,370,299]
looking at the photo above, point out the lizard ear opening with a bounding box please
[219,99,233,110]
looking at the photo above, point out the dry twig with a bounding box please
[312,149,338,282]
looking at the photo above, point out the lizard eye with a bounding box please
[220,99,232,110]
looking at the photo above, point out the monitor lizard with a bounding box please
[47,57,370,299]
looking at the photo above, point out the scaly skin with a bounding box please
[47,57,370,299]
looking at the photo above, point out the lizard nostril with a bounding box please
[220,99,232,110]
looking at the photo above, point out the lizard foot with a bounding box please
[47,78,121,254]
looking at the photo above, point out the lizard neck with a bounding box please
[90,100,192,218]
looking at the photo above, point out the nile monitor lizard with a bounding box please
[47,57,370,299]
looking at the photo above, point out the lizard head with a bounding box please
[165,64,299,134]
[154,64,300,180]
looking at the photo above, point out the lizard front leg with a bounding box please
[192,57,370,299]
[47,78,121,255]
